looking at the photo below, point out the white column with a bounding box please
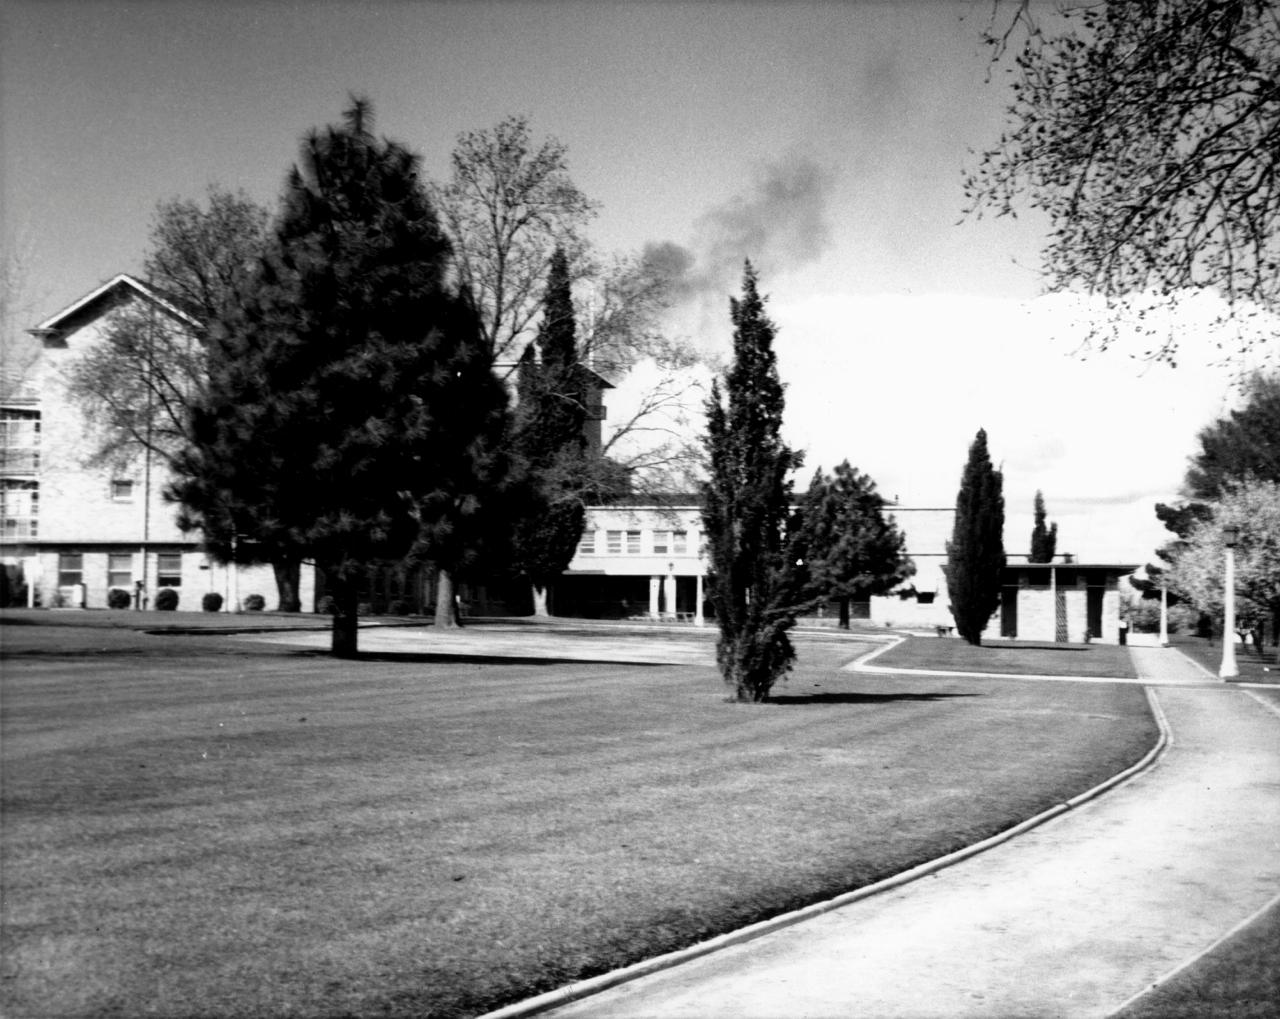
[1220,547,1238,678]
[648,576,661,619]
[695,573,705,626]
[662,572,676,619]
[24,555,40,609]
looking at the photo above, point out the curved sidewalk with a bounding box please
[524,650,1280,1018]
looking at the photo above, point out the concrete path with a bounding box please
[515,651,1280,1018]
[1128,643,1219,685]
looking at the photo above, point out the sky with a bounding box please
[2,0,1270,566]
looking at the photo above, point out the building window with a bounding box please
[577,530,596,556]
[606,530,623,554]
[0,480,38,538]
[625,530,641,554]
[157,553,182,587]
[58,553,83,587]
[110,480,135,501]
[672,530,688,555]
[0,409,40,473]
[652,530,670,555]
[108,553,133,589]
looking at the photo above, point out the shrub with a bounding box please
[155,588,179,611]
[107,588,132,610]
[243,593,265,612]
[316,595,335,615]
[1124,597,1164,633]
[1169,603,1200,635]
[1123,596,1199,635]
[202,592,224,613]
[357,602,373,617]
[388,598,412,616]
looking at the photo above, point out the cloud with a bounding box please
[759,290,1267,562]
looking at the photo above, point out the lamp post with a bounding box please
[1219,524,1239,679]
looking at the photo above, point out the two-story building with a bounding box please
[559,499,708,621]
[2,274,305,611]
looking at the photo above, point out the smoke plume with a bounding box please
[642,151,835,328]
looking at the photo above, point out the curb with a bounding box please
[478,686,1173,1019]
[1104,887,1280,1017]
[1170,645,1220,681]
[1103,688,1279,1016]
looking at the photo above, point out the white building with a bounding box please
[1,274,309,612]
[560,500,708,621]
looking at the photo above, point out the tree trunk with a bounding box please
[837,596,850,630]
[327,574,359,658]
[435,569,461,628]
[272,556,302,612]
[531,581,550,618]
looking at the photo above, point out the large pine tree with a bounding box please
[946,429,1005,645]
[169,99,509,655]
[791,462,914,629]
[702,263,804,702]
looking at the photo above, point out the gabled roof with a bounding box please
[28,273,199,345]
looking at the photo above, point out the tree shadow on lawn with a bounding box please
[981,641,1103,653]
[302,650,669,668]
[767,691,983,705]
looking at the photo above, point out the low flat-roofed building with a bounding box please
[998,561,1139,644]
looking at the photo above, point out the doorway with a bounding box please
[1087,586,1104,641]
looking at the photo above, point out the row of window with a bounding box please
[577,529,694,557]
[1,480,38,537]
[0,478,139,539]
[0,410,40,474]
[57,552,183,589]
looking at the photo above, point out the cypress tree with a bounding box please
[1029,489,1058,563]
[510,247,589,615]
[702,263,804,701]
[946,429,1006,645]
[170,98,509,656]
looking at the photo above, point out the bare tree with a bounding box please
[578,250,708,491]
[968,0,1280,362]
[63,186,270,470]
[433,115,597,364]
[62,300,204,471]
[435,116,709,494]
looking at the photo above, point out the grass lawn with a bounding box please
[1114,899,1280,1019]
[869,634,1138,679]
[1,616,1157,1018]
[1168,634,1279,684]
